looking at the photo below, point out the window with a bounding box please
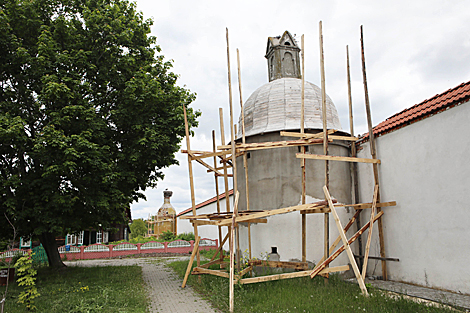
[77,231,84,245]
[20,238,31,248]
[96,230,102,244]
[66,234,77,245]
[103,231,109,244]
[298,146,309,153]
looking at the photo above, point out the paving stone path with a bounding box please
[65,257,219,313]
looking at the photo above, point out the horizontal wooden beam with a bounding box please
[344,201,396,210]
[191,218,267,225]
[207,165,232,172]
[237,265,349,285]
[181,149,211,155]
[354,255,399,262]
[280,130,358,141]
[217,138,326,152]
[329,135,359,141]
[192,267,230,278]
[296,153,381,164]
[280,129,337,139]
[190,220,220,226]
[248,260,309,270]
[190,150,230,161]
[199,259,225,269]
[215,201,331,226]
[300,205,330,214]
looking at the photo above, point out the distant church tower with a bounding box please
[266,31,301,81]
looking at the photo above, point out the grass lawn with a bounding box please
[169,259,458,313]
[0,265,148,312]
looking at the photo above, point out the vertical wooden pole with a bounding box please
[360,25,387,280]
[237,48,252,260]
[183,104,200,273]
[347,45,363,270]
[219,108,231,262]
[229,192,240,313]
[300,34,307,263]
[219,108,230,213]
[226,28,240,272]
[213,130,224,261]
[319,21,329,279]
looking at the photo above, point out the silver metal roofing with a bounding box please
[237,78,342,138]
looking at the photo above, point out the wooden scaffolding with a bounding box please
[180,24,397,312]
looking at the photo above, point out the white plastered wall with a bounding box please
[356,101,470,294]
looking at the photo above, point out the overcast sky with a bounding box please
[130,0,470,219]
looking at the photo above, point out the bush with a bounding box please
[158,231,176,242]
[176,232,195,242]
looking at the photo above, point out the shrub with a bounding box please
[176,232,195,242]
[159,231,176,242]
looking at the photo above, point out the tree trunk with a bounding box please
[39,232,66,268]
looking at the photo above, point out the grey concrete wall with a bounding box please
[356,101,470,294]
[236,131,356,266]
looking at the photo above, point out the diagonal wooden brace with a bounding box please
[182,236,200,288]
[310,209,384,278]
[322,186,368,295]
[317,209,361,265]
[362,185,379,280]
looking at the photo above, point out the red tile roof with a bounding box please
[359,81,470,142]
[177,189,234,217]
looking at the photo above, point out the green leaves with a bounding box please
[16,251,40,310]
[0,0,198,265]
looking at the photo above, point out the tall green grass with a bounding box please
[0,266,147,312]
[168,260,457,313]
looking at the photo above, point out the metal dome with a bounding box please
[237,77,342,138]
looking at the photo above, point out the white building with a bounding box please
[356,81,470,294]
[177,190,233,250]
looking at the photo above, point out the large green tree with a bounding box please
[0,0,198,267]
[129,218,146,239]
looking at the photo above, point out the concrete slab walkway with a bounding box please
[65,257,219,313]
[347,278,470,312]
[366,279,470,312]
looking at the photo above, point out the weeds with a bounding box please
[168,259,458,313]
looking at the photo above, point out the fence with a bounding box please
[0,238,218,262]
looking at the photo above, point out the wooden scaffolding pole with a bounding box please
[347,44,364,270]
[319,21,329,279]
[219,108,230,214]
[183,104,200,277]
[300,34,307,263]
[236,48,252,260]
[212,130,224,261]
[225,28,240,272]
[229,191,240,313]
[360,25,387,280]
